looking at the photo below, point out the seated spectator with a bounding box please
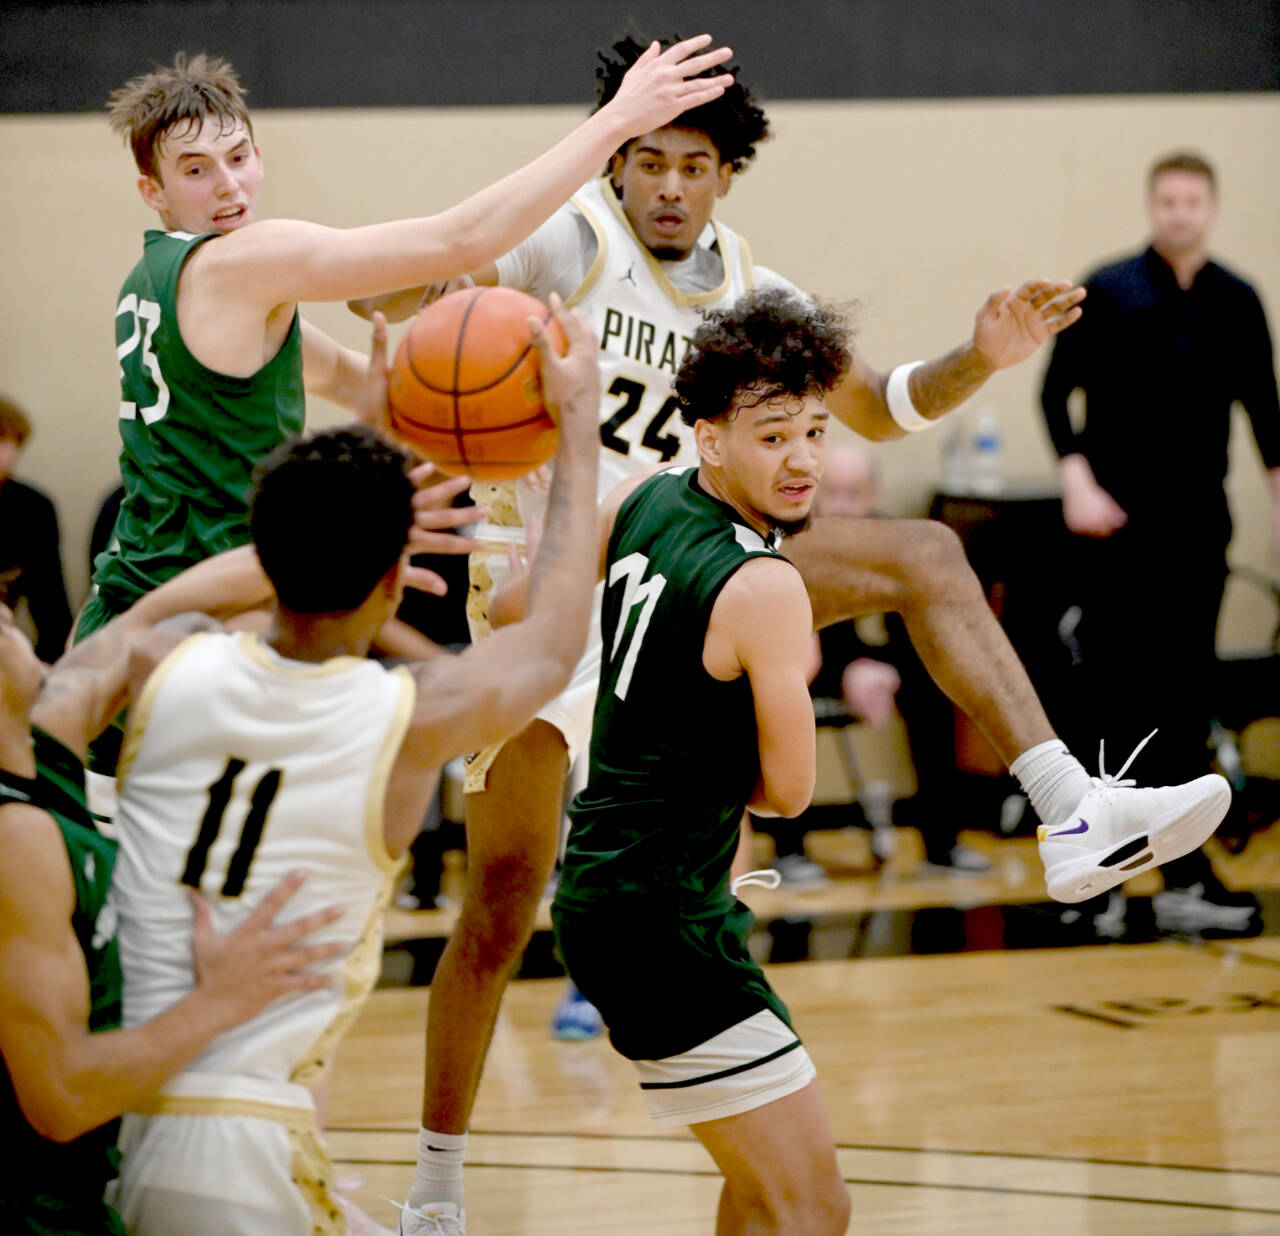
[0,395,72,662]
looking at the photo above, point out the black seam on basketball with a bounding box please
[404,288,554,395]
[382,410,552,436]
[451,290,480,471]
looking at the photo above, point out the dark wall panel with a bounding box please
[3,0,1277,114]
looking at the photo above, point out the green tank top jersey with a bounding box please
[87,229,304,624]
[557,467,791,916]
[0,729,125,1234]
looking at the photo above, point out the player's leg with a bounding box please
[401,718,568,1235]
[785,515,1052,765]
[422,718,568,1127]
[692,1084,850,1236]
[785,516,1230,903]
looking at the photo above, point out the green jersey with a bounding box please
[0,729,125,1235]
[557,467,790,915]
[87,229,304,625]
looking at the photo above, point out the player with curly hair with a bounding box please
[552,290,851,1233]
[83,40,734,652]
[365,39,1232,1234]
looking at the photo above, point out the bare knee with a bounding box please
[726,1173,850,1235]
[899,519,967,582]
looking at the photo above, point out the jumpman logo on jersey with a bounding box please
[619,262,638,287]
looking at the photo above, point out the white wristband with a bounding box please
[886,362,933,432]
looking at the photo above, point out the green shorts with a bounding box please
[551,897,793,1062]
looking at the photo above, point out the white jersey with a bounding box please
[112,630,415,1093]
[497,177,805,499]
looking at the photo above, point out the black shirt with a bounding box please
[1040,246,1280,538]
[0,477,72,662]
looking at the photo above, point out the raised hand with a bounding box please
[605,35,735,139]
[527,293,601,451]
[972,279,1086,370]
[189,870,346,1030]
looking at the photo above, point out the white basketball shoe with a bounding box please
[1038,732,1231,904]
[394,1200,466,1236]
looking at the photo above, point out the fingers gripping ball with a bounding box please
[388,287,567,481]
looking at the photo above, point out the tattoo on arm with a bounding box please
[907,344,996,419]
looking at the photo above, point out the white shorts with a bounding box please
[464,545,604,793]
[112,1073,340,1236]
[634,1009,817,1129]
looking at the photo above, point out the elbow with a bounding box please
[755,775,815,820]
[20,1087,94,1144]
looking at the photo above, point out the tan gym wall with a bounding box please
[2,93,1276,646]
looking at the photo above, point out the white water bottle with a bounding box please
[969,407,1003,496]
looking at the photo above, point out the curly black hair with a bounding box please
[593,33,770,173]
[675,289,853,426]
[250,426,414,614]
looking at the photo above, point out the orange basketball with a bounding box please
[387,286,566,481]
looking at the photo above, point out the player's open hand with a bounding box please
[398,467,489,596]
[528,294,600,450]
[972,279,1086,370]
[189,870,346,1029]
[607,35,735,139]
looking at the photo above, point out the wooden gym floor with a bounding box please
[328,826,1280,1233]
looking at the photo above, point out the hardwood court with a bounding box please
[329,837,1280,1234]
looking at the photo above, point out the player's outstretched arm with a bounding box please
[403,295,600,759]
[33,549,273,759]
[215,37,734,309]
[827,280,1086,440]
[0,813,343,1144]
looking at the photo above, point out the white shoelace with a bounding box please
[1090,729,1158,791]
[730,868,782,894]
[384,1198,461,1236]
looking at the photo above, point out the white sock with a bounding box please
[1010,740,1092,828]
[407,1127,467,1211]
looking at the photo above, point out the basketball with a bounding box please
[387,286,566,481]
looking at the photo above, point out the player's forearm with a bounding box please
[23,990,239,1143]
[827,343,995,441]
[133,546,272,624]
[246,111,633,306]
[524,437,600,667]
[906,343,997,418]
[372,616,447,661]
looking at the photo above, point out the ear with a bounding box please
[694,418,723,467]
[608,150,626,191]
[715,163,733,199]
[137,173,166,214]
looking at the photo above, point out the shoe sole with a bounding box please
[1045,776,1230,903]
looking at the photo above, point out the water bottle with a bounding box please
[940,419,968,493]
[969,407,1003,496]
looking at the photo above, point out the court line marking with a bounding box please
[328,1154,1280,1215]
[325,1126,1280,1179]
[1179,937,1280,970]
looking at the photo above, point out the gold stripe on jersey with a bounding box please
[130,1093,316,1130]
[236,631,367,678]
[116,631,208,787]
[290,866,396,1089]
[739,233,757,293]
[565,189,610,308]
[363,664,415,875]
[596,177,737,308]
[289,1122,344,1236]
